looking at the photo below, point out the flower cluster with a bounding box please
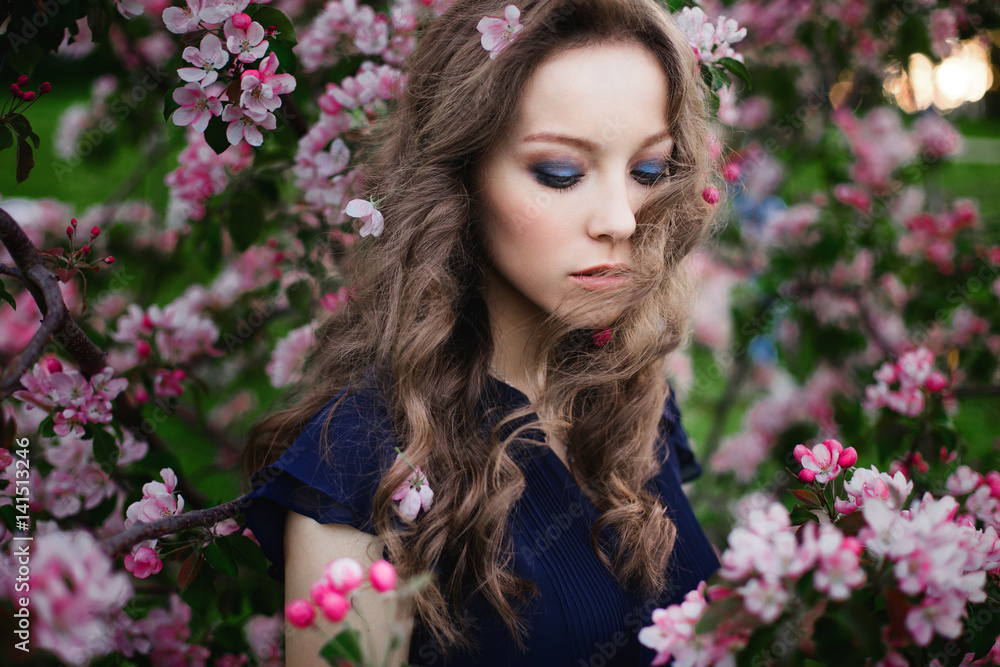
[640,452,1000,664]
[793,438,858,484]
[284,556,398,628]
[898,197,980,274]
[862,346,950,417]
[675,6,747,64]
[164,127,254,226]
[861,493,1000,649]
[948,465,1000,532]
[266,321,317,387]
[164,1,297,147]
[14,357,128,438]
[122,468,185,579]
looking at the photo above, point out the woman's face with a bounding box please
[479,41,673,331]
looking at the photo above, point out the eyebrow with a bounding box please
[520,129,674,152]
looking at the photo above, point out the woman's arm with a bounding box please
[284,510,413,667]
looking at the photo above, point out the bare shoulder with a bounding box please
[284,511,413,667]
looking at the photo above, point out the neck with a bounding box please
[482,269,545,402]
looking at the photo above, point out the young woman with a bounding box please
[241,0,723,664]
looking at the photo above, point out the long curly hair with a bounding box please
[242,0,721,655]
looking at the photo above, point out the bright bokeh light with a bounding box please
[883,37,995,113]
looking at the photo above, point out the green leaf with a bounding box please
[0,125,13,152]
[791,489,822,507]
[0,504,15,533]
[38,415,56,438]
[320,630,365,665]
[15,136,34,185]
[249,6,298,45]
[204,116,232,155]
[229,534,269,573]
[204,539,240,578]
[226,188,266,252]
[7,114,40,149]
[268,41,298,77]
[790,506,820,526]
[92,427,120,469]
[179,559,216,616]
[0,278,15,310]
[718,57,752,90]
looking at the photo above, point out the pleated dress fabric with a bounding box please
[244,373,720,666]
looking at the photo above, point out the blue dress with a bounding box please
[244,373,720,666]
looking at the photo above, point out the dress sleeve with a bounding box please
[658,383,704,484]
[243,386,398,582]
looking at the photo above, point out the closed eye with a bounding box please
[631,159,671,186]
[531,161,584,190]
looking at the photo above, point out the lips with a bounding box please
[572,264,628,277]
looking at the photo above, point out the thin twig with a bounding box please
[0,207,108,397]
[0,263,22,279]
[102,495,248,556]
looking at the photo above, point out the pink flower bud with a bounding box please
[40,82,51,94]
[722,162,741,181]
[285,598,316,628]
[318,590,350,623]
[104,256,115,265]
[702,185,720,205]
[66,225,75,238]
[22,91,36,102]
[231,12,252,30]
[924,371,948,392]
[369,560,397,593]
[46,358,63,373]
[15,75,28,86]
[134,387,150,404]
[71,218,78,228]
[136,340,152,359]
[792,444,810,463]
[310,579,336,606]
[91,225,100,240]
[10,84,20,96]
[81,244,90,255]
[837,447,858,468]
[798,469,816,483]
[592,327,612,347]
[326,557,364,593]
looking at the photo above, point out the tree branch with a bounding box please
[102,495,248,557]
[0,263,22,279]
[0,206,108,397]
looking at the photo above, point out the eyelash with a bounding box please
[531,162,671,191]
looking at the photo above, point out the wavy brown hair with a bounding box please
[242,0,721,655]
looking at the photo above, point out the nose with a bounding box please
[588,176,637,244]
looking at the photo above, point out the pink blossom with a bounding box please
[163,0,204,34]
[28,530,134,665]
[125,468,185,528]
[352,5,390,55]
[131,594,210,666]
[675,6,746,64]
[736,577,788,622]
[239,51,297,114]
[321,286,350,313]
[369,559,397,592]
[477,5,523,59]
[124,546,164,579]
[837,465,913,515]
[245,613,283,666]
[224,18,268,63]
[222,104,276,147]
[391,453,433,520]
[344,198,385,237]
[915,112,963,159]
[793,439,855,485]
[285,598,316,628]
[812,526,866,600]
[928,8,959,59]
[172,82,223,133]
[702,185,720,205]
[200,0,250,24]
[833,183,872,213]
[178,33,229,87]
[153,368,187,397]
[947,466,983,496]
[266,322,317,387]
